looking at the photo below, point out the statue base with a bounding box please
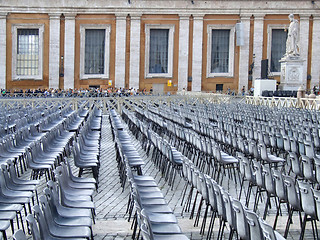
[279,56,305,91]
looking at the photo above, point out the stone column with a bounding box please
[238,15,251,93]
[192,14,204,92]
[178,14,190,91]
[49,14,60,89]
[64,13,76,90]
[0,13,7,89]
[129,14,141,90]
[115,14,127,89]
[299,15,310,89]
[311,16,320,88]
[252,14,265,85]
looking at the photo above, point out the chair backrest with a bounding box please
[298,181,317,218]
[288,152,302,178]
[262,165,275,195]
[212,181,226,220]
[283,135,291,152]
[221,189,236,230]
[32,205,53,240]
[12,229,27,240]
[300,155,315,182]
[246,210,264,240]
[283,175,301,211]
[26,214,41,240]
[259,219,277,240]
[252,160,265,188]
[273,169,287,201]
[232,199,250,240]
[304,140,315,159]
[312,188,320,221]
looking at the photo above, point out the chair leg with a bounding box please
[299,214,307,240]
[1,230,7,240]
[207,210,216,240]
[284,207,293,238]
[200,204,209,235]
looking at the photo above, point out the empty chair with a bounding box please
[298,181,318,240]
[259,142,285,167]
[283,175,302,238]
[33,205,91,239]
[221,189,237,240]
[40,195,93,239]
[259,219,286,240]
[12,229,27,240]
[232,199,250,240]
[0,220,10,240]
[245,210,264,240]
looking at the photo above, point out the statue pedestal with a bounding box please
[279,57,305,91]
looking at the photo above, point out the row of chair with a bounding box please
[180,155,285,240]
[238,153,320,239]
[0,103,100,238]
[111,108,189,240]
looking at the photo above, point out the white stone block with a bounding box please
[254,79,277,97]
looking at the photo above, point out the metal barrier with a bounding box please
[0,94,244,114]
[245,96,320,110]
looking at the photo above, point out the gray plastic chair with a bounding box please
[43,187,92,219]
[300,155,316,183]
[0,220,10,240]
[33,205,91,239]
[232,199,250,240]
[298,180,318,240]
[221,189,236,240]
[259,219,286,240]
[12,229,27,240]
[246,210,264,240]
[39,196,93,239]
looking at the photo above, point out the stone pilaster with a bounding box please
[192,14,204,92]
[238,15,251,92]
[49,14,60,89]
[311,16,320,88]
[115,14,127,89]
[64,13,76,90]
[178,15,190,91]
[252,14,265,85]
[129,14,141,90]
[299,15,310,89]
[0,13,7,89]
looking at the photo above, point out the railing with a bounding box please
[0,94,244,114]
[245,96,320,110]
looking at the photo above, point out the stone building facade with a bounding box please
[0,0,319,93]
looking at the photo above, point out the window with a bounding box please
[145,24,175,78]
[207,25,235,78]
[270,29,287,72]
[12,24,44,80]
[149,29,169,74]
[80,25,111,79]
[267,25,287,74]
[84,29,105,75]
[17,29,39,76]
[211,29,230,73]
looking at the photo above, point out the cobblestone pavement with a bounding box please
[9,114,316,239]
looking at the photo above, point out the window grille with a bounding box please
[84,29,105,75]
[17,29,39,76]
[149,29,169,74]
[211,29,230,73]
[271,29,287,72]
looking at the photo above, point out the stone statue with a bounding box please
[285,14,300,57]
